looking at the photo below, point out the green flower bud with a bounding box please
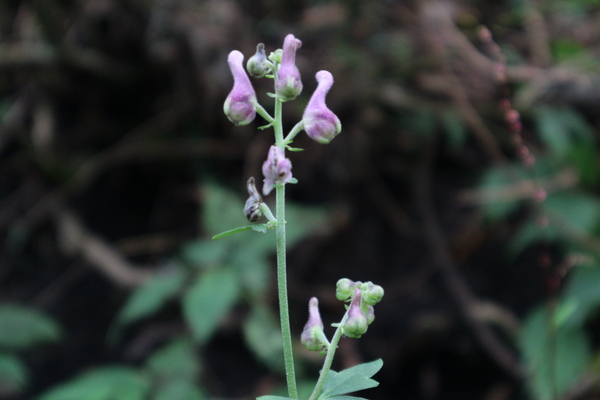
[301,297,327,351]
[342,289,368,338]
[362,282,384,306]
[336,278,356,302]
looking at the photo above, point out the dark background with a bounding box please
[1,0,600,399]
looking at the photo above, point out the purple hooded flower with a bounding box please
[302,70,342,144]
[223,50,257,126]
[262,145,292,196]
[275,34,303,101]
[301,297,326,351]
[342,288,368,338]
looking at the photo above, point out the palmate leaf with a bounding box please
[318,359,383,400]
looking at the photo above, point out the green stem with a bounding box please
[308,312,349,400]
[274,97,298,399]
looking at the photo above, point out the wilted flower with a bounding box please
[302,70,341,144]
[244,177,263,222]
[262,145,293,196]
[301,297,327,351]
[247,43,270,78]
[223,50,257,125]
[275,34,303,101]
[343,288,368,338]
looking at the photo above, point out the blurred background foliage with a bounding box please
[1,0,600,399]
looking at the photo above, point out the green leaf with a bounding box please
[202,184,252,236]
[152,379,206,400]
[0,305,61,350]
[319,359,383,399]
[212,224,268,240]
[520,306,591,400]
[326,397,368,400]
[180,240,229,267]
[508,191,600,255]
[145,338,200,381]
[0,353,28,395]
[182,267,240,344]
[543,191,600,235]
[440,109,467,148]
[256,396,293,400]
[560,263,600,327]
[116,269,185,327]
[38,366,150,400]
[243,305,284,371]
[534,106,593,158]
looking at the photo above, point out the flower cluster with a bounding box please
[300,279,384,352]
[335,279,384,338]
[223,33,342,201]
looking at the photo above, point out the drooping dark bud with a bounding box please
[244,177,263,222]
[246,43,271,78]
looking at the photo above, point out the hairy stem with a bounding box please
[274,97,298,398]
[308,312,349,400]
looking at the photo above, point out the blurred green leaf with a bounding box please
[0,305,61,350]
[202,184,251,236]
[182,267,240,344]
[38,367,150,400]
[152,379,206,400]
[257,396,293,400]
[180,240,230,268]
[509,191,600,255]
[146,338,200,381]
[243,305,284,372]
[318,359,382,399]
[568,142,599,188]
[552,38,586,61]
[559,263,600,327]
[116,269,185,327]
[543,191,600,234]
[520,306,591,400]
[534,106,593,158]
[0,353,28,395]
[440,109,467,148]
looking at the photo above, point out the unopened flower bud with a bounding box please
[336,278,356,302]
[275,34,302,101]
[244,177,263,222]
[302,70,341,144]
[224,50,257,126]
[301,297,327,351]
[247,43,270,78]
[362,282,384,306]
[262,145,293,196]
[363,304,375,325]
[343,288,368,338]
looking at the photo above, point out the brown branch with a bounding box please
[413,134,525,382]
[55,208,153,287]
